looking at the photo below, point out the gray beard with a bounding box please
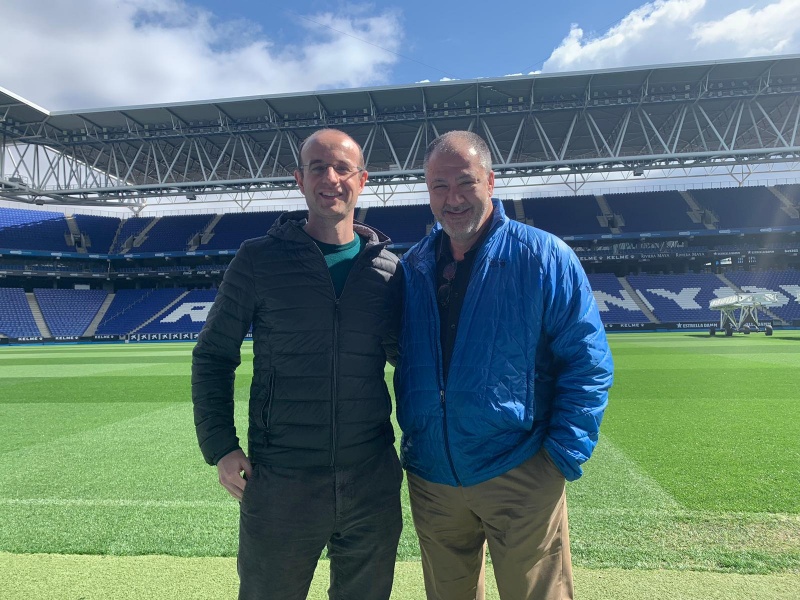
[440,206,488,241]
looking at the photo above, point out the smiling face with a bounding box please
[294,129,367,230]
[426,137,495,255]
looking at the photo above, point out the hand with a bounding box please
[216,449,253,501]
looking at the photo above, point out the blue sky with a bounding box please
[2,0,799,111]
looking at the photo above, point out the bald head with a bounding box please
[299,129,365,169]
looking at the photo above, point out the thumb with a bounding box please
[241,456,253,479]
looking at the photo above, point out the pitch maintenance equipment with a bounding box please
[708,293,779,336]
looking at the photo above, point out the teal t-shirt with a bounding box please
[311,233,364,297]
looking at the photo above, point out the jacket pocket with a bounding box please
[255,369,275,432]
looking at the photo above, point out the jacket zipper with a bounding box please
[440,389,460,484]
[331,297,339,467]
[327,237,380,467]
[317,232,381,467]
[305,234,342,469]
[259,371,275,432]
[295,222,388,469]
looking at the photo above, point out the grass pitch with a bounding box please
[0,332,798,598]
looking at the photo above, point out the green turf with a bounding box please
[0,333,798,593]
[603,333,800,513]
[2,554,798,600]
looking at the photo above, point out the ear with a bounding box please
[486,170,495,196]
[294,169,305,193]
[357,169,368,192]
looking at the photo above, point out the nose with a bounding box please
[322,165,339,182]
[444,186,463,206]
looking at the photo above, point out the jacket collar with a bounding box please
[407,199,507,269]
[269,209,390,249]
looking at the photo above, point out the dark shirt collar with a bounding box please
[436,225,491,265]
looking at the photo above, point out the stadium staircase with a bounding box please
[25,293,52,337]
[680,191,717,229]
[618,276,659,323]
[356,207,368,222]
[190,214,224,251]
[595,195,623,234]
[83,293,116,336]
[108,220,126,254]
[130,217,160,249]
[511,199,525,222]
[64,216,88,253]
[715,273,785,325]
[129,290,190,334]
[769,187,800,219]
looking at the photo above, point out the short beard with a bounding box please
[440,205,489,242]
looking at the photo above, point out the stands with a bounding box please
[603,191,696,232]
[135,215,216,253]
[691,187,797,229]
[197,211,282,250]
[725,270,800,323]
[587,274,650,324]
[0,288,40,338]
[0,209,71,252]
[138,289,217,334]
[34,288,108,336]
[521,195,607,236]
[95,288,187,335]
[111,217,152,253]
[362,204,433,245]
[0,183,798,340]
[626,273,728,323]
[72,215,121,254]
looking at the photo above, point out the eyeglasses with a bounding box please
[300,163,364,178]
[437,261,458,308]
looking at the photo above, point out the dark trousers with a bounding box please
[237,445,403,600]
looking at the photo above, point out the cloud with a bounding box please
[542,0,800,72]
[0,0,403,111]
[692,0,800,56]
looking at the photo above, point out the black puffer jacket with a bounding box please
[192,211,400,468]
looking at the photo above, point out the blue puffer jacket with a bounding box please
[396,200,613,486]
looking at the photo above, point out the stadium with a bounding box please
[1,55,799,598]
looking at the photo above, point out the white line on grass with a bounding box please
[593,434,683,510]
[0,498,231,508]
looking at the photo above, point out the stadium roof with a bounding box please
[2,54,799,210]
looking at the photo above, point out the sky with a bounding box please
[1,0,799,214]
[2,0,799,112]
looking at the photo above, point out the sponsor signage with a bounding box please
[125,331,253,342]
[603,320,776,332]
[93,334,123,341]
[54,336,80,342]
[129,332,200,342]
[673,322,719,329]
[13,336,44,342]
[604,322,654,331]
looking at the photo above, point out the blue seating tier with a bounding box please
[34,288,108,336]
[0,288,40,337]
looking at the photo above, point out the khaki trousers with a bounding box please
[407,449,573,600]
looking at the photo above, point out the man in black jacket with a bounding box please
[192,128,402,600]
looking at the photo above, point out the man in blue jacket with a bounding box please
[395,130,613,599]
